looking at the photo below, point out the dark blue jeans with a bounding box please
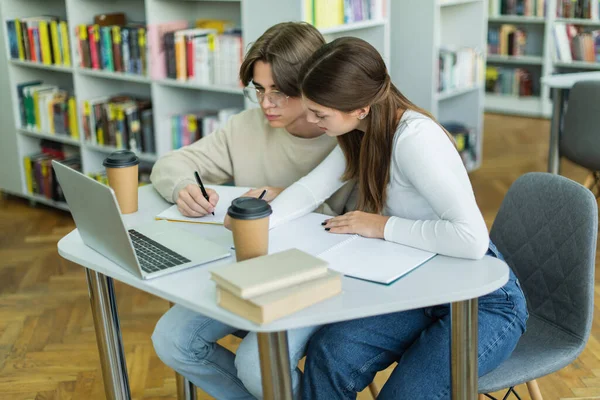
[301,242,529,400]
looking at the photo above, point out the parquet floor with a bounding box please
[1,113,599,400]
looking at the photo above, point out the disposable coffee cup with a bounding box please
[103,150,140,214]
[227,197,272,262]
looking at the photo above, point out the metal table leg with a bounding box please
[451,298,479,400]
[86,269,131,400]
[548,87,564,174]
[176,374,198,400]
[257,331,294,400]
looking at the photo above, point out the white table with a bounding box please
[57,185,509,400]
[541,71,600,174]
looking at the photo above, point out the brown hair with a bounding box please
[300,37,455,214]
[239,22,325,97]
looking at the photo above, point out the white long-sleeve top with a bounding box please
[268,110,490,260]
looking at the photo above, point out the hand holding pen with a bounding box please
[174,172,219,218]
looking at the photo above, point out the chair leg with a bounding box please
[526,380,543,400]
[368,382,379,399]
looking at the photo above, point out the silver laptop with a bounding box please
[52,160,232,279]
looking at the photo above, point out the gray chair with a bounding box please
[479,172,598,399]
[560,80,600,198]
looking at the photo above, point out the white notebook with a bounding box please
[155,185,252,225]
[268,212,437,285]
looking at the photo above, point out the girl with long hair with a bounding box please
[265,37,529,399]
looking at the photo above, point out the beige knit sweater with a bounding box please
[150,108,357,216]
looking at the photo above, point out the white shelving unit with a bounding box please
[0,0,390,211]
[485,0,554,118]
[389,0,487,172]
[485,0,600,118]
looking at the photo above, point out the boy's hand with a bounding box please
[177,184,219,217]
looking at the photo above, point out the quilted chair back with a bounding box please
[489,172,598,340]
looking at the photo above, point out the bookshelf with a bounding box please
[485,0,554,118]
[485,0,600,118]
[389,0,487,172]
[0,0,390,212]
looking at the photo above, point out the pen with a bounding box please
[258,189,267,200]
[194,171,214,216]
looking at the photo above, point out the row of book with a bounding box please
[23,141,80,201]
[82,94,155,154]
[303,0,386,28]
[488,25,528,56]
[437,47,485,94]
[6,16,72,67]
[553,23,600,62]
[556,0,600,19]
[488,0,547,17]
[75,24,146,75]
[17,81,78,138]
[171,108,241,150]
[158,20,242,86]
[485,66,535,97]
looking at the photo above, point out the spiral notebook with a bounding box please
[155,185,251,225]
[268,213,437,285]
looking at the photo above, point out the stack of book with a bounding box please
[210,249,342,324]
[81,94,154,154]
[5,16,71,67]
[170,108,241,150]
[17,81,78,138]
[74,13,147,75]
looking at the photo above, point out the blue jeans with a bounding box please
[301,242,529,400]
[151,304,320,399]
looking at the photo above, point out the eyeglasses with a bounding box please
[243,86,289,108]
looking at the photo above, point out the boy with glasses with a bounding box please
[149,22,356,400]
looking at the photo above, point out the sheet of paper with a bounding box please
[319,237,437,285]
[155,185,252,225]
[268,212,357,257]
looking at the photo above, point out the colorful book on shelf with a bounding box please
[147,20,189,79]
[74,19,148,75]
[155,184,251,225]
[81,94,153,152]
[6,16,68,66]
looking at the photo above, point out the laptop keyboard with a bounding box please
[128,229,191,274]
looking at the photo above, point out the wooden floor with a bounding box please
[1,113,599,400]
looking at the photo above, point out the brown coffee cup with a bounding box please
[227,197,272,262]
[103,150,140,214]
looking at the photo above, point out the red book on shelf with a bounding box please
[88,25,101,70]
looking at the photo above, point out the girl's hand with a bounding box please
[242,186,284,202]
[322,211,390,239]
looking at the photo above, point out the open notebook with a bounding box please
[268,213,437,285]
[155,185,251,225]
